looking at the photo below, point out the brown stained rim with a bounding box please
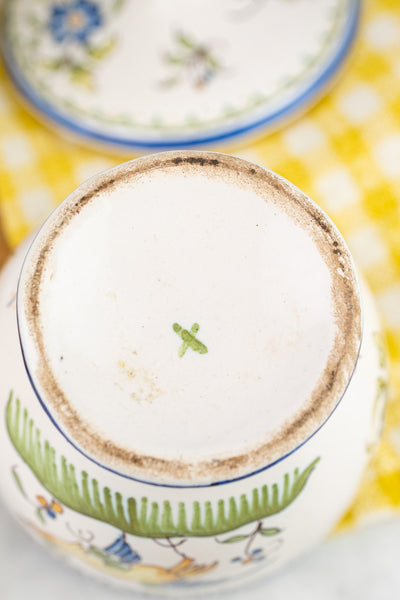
[17,151,362,486]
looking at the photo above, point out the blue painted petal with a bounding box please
[48,0,102,44]
[76,28,91,43]
[120,548,141,564]
[76,0,102,26]
[115,542,133,558]
[104,533,141,564]
[51,6,68,19]
[252,548,263,555]
[104,533,126,554]
[87,10,102,28]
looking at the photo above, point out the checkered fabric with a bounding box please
[1,0,400,532]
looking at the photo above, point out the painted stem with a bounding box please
[244,521,262,558]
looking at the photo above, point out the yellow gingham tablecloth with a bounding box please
[1,0,400,533]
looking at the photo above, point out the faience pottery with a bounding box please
[2,0,360,151]
[0,151,388,595]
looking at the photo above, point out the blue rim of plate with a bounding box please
[15,152,363,490]
[1,0,360,151]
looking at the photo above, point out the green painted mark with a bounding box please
[6,392,319,539]
[11,466,27,499]
[173,322,208,357]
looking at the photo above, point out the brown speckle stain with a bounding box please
[117,359,160,403]
[19,150,362,483]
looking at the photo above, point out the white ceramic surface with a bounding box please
[0,152,387,595]
[2,0,360,150]
[17,153,360,484]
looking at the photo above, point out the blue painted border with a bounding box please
[2,1,360,150]
[15,151,363,490]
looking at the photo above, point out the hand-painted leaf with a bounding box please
[44,59,64,71]
[35,508,45,524]
[260,527,281,536]
[165,53,185,65]
[71,65,93,89]
[177,33,196,49]
[219,535,248,543]
[207,56,219,69]
[89,547,107,559]
[28,15,42,28]
[112,0,125,13]
[12,467,27,498]
[88,39,116,60]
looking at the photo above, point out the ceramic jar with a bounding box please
[0,151,387,596]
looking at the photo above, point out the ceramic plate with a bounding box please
[2,0,360,151]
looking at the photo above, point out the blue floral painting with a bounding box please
[49,0,102,44]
